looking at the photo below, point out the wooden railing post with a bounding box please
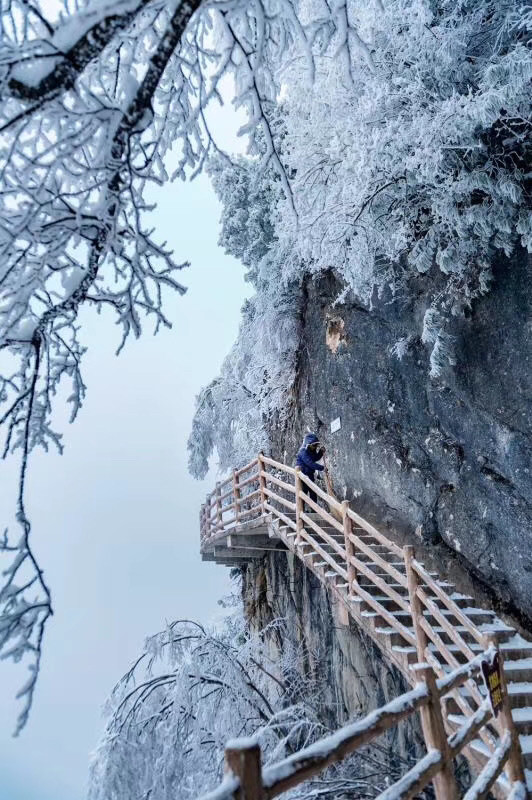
[295,467,303,546]
[258,452,267,512]
[404,545,428,664]
[342,500,356,595]
[225,740,264,800]
[417,665,459,800]
[203,498,211,540]
[215,481,222,531]
[200,503,205,540]
[484,633,526,785]
[233,468,240,524]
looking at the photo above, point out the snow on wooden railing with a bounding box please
[195,651,523,800]
[199,454,526,796]
[200,454,479,662]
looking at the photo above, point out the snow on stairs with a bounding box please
[200,458,532,796]
[269,510,532,797]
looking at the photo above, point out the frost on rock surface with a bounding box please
[189,0,531,476]
[275,0,531,376]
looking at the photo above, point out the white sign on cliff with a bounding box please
[331,417,341,433]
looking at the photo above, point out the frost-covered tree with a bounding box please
[188,153,301,478]
[189,0,531,476]
[89,609,325,800]
[0,0,348,729]
[274,0,531,376]
[89,601,427,800]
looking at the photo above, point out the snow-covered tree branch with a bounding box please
[0,0,335,729]
[188,153,301,478]
[89,602,430,799]
[189,0,531,474]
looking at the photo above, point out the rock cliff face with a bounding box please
[242,552,424,757]
[265,247,532,627]
[240,246,530,755]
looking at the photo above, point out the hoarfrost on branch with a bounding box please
[0,0,336,729]
[89,601,434,799]
[189,0,531,474]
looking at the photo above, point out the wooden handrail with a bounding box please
[298,470,343,513]
[237,505,263,522]
[199,453,526,800]
[351,530,408,587]
[299,490,344,533]
[436,646,494,696]
[350,553,411,614]
[237,472,260,490]
[236,457,260,477]
[463,732,512,800]
[263,486,296,512]
[219,486,234,503]
[299,511,346,560]
[260,454,296,474]
[263,502,296,531]
[484,633,526,786]
[298,527,348,581]
[413,559,484,645]
[347,506,404,557]
[261,682,430,798]
[197,650,522,800]
[239,487,262,503]
[260,470,295,495]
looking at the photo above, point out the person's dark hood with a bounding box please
[302,433,320,449]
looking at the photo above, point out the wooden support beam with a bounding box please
[233,469,240,524]
[404,545,428,664]
[227,534,281,550]
[199,503,205,540]
[416,665,459,800]
[214,546,265,560]
[342,500,356,595]
[258,452,267,510]
[225,741,264,800]
[295,467,303,547]
[216,481,222,531]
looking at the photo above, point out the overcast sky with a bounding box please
[0,113,250,798]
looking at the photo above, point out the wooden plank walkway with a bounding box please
[200,453,532,798]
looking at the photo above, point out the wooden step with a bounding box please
[504,658,532,683]
[374,624,495,648]
[427,635,532,666]
[264,508,532,792]
[512,707,532,735]
[517,735,532,771]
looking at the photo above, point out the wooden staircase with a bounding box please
[200,454,532,797]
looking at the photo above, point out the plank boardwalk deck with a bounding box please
[200,454,532,798]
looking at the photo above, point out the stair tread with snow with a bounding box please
[202,472,532,797]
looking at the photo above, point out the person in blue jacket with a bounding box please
[296,433,325,503]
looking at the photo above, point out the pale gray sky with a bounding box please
[0,135,250,797]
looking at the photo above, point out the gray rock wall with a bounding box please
[242,552,423,758]
[269,247,532,624]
